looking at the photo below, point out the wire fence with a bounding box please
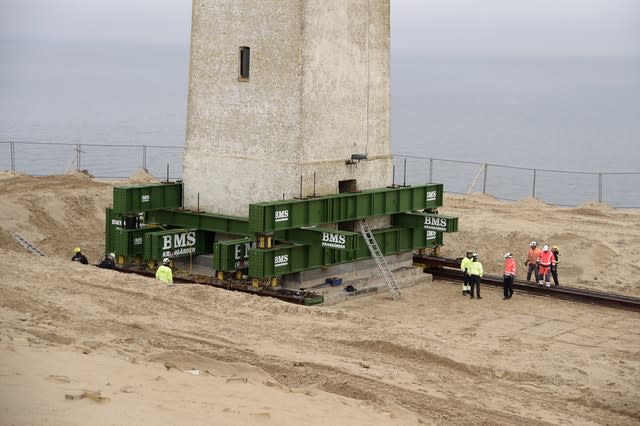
[2,141,639,208]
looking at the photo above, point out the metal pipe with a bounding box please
[403,158,407,186]
[313,172,316,197]
[532,169,537,198]
[482,163,488,194]
[598,173,603,203]
[10,141,15,173]
[392,164,395,187]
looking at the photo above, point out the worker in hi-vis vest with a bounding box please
[467,253,484,299]
[460,251,473,296]
[155,258,173,284]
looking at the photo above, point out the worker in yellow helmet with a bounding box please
[155,258,173,284]
[550,245,560,286]
[71,247,88,265]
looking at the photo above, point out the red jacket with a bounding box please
[537,250,556,268]
[504,258,516,276]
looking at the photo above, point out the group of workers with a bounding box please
[460,241,560,300]
[70,248,173,284]
[526,241,560,287]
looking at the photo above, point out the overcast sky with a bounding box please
[1,0,639,57]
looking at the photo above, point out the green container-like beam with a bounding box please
[112,227,157,259]
[285,227,360,251]
[112,183,182,214]
[247,226,442,279]
[148,209,249,236]
[248,183,444,233]
[213,238,256,271]
[144,228,214,262]
[393,212,459,233]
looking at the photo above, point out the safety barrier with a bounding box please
[2,141,639,208]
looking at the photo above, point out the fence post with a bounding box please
[482,163,488,194]
[598,173,603,203]
[76,144,81,171]
[403,158,407,186]
[532,169,537,198]
[10,141,15,173]
[142,145,147,170]
[429,158,433,183]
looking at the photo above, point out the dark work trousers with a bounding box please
[470,275,481,298]
[526,263,539,282]
[463,273,470,292]
[551,264,559,286]
[503,274,514,298]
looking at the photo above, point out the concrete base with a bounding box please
[171,252,431,305]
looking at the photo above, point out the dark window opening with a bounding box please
[338,180,358,232]
[339,179,358,193]
[239,46,250,80]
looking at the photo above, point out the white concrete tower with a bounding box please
[183,0,392,216]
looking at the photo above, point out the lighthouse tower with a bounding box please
[182,0,392,216]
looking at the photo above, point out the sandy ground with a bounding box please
[1,172,639,425]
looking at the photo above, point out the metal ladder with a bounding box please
[12,232,47,256]
[358,220,401,299]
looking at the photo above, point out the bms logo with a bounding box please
[426,191,437,202]
[275,210,289,222]
[141,194,150,203]
[424,217,447,227]
[274,254,289,267]
[321,232,346,249]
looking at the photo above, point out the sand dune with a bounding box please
[1,173,639,425]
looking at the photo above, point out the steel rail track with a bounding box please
[413,254,640,312]
[112,266,324,305]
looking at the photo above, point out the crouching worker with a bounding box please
[71,247,88,265]
[155,257,173,284]
[98,253,116,269]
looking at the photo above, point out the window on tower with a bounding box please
[239,46,250,80]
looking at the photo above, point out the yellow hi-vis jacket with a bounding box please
[155,265,173,283]
[467,260,483,277]
[460,256,472,274]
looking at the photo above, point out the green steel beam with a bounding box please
[112,182,182,214]
[248,183,444,233]
[144,228,214,261]
[246,226,443,278]
[393,212,459,233]
[148,209,250,236]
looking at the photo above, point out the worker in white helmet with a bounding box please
[524,241,541,282]
[467,253,483,299]
[155,258,173,284]
[98,252,116,270]
[536,244,556,287]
